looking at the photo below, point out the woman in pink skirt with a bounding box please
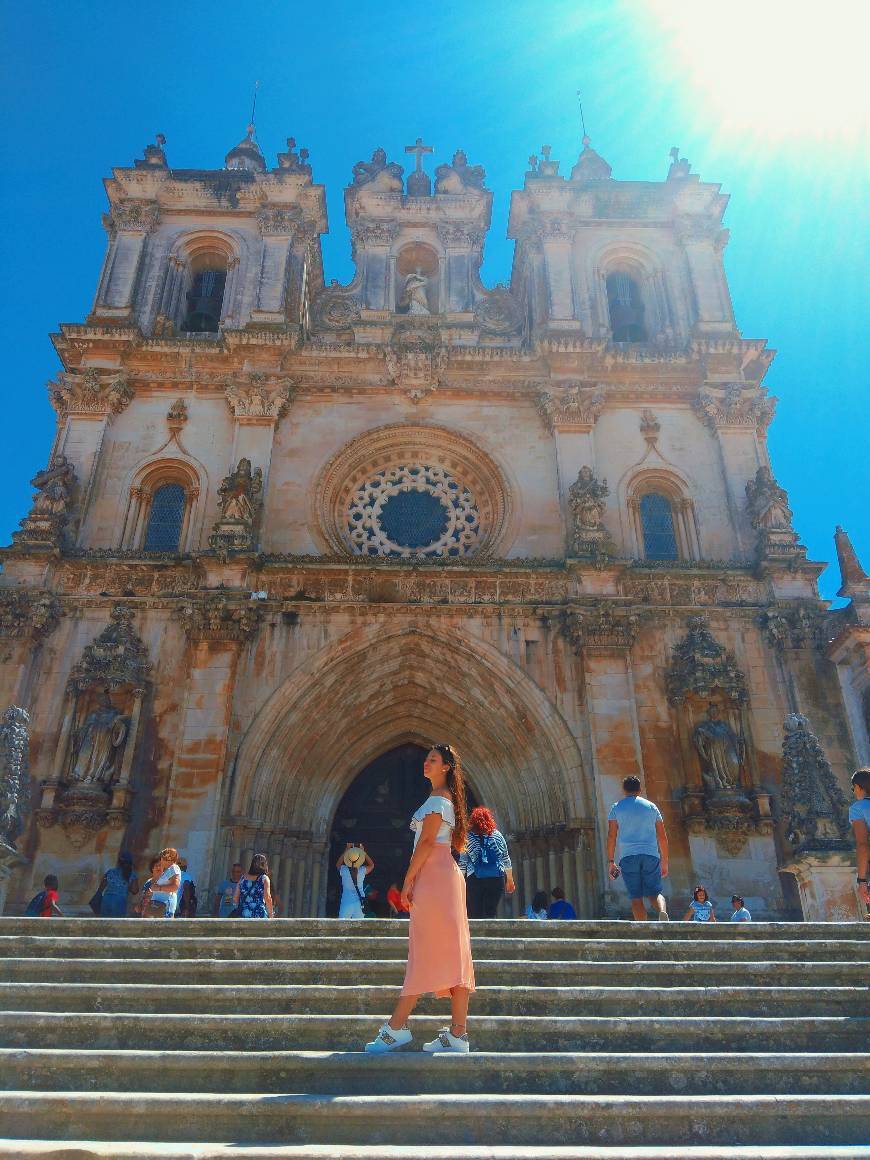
[365,744,475,1054]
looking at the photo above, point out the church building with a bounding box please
[1,126,867,919]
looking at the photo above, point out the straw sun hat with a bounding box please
[343,846,365,868]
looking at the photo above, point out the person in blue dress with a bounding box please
[98,852,139,917]
[233,853,274,919]
[683,884,716,922]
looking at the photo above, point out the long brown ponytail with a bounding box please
[432,743,468,854]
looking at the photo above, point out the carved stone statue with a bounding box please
[351,148,403,191]
[0,706,30,854]
[69,690,128,787]
[209,458,263,552]
[13,454,77,547]
[780,713,850,851]
[745,466,793,531]
[693,702,744,795]
[435,149,486,193]
[401,271,431,316]
[566,466,610,556]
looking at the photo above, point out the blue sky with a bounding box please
[1,0,866,600]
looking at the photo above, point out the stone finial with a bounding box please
[0,705,31,855]
[570,136,612,182]
[225,124,266,173]
[276,137,312,176]
[665,616,748,706]
[167,399,188,432]
[640,410,661,446]
[11,454,77,550]
[834,526,870,601]
[136,134,167,168]
[667,146,692,180]
[780,712,850,852]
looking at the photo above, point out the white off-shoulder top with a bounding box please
[410,795,455,849]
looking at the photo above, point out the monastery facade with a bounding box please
[1,127,868,919]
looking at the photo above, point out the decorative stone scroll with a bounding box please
[177,595,262,643]
[38,605,151,845]
[780,713,850,852]
[0,589,63,643]
[11,455,77,550]
[49,370,133,419]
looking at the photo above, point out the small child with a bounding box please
[730,894,752,922]
[683,884,716,922]
[26,875,63,918]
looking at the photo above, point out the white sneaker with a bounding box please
[364,1023,413,1053]
[658,908,669,921]
[422,1027,470,1053]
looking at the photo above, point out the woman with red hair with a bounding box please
[460,806,515,919]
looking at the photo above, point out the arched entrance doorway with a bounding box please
[325,743,479,916]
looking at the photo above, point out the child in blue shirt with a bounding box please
[683,884,716,921]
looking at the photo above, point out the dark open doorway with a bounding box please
[326,742,477,917]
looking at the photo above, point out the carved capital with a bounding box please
[177,595,263,643]
[759,604,829,652]
[49,370,133,420]
[561,604,639,652]
[695,384,776,434]
[224,377,295,421]
[536,384,605,433]
[107,201,160,234]
[256,206,300,236]
[675,215,722,245]
[536,217,574,242]
[351,222,399,247]
[437,224,485,249]
[0,589,63,643]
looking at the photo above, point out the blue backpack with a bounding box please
[474,834,503,879]
[24,890,47,917]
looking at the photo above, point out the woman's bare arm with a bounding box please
[401,812,443,908]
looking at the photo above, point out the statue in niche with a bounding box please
[218,458,263,525]
[0,706,31,854]
[69,690,128,788]
[693,702,744,795]
[745,465,794,531]
[400,270,431,316]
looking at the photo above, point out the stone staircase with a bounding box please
[0,916,868,1159]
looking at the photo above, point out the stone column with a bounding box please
[91,202,159,322]
[564,605,641,912]
[249,211,297,325]
[223,378,295,533]
[536,385,606,553]
[538,220,578,325]
[0,591,63,709]
[677,218,734,335]
[165,598,261,891]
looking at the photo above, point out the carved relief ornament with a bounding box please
[224,378,295,421]
[67,604,151,695]
[256,206,300,236]
[106,201,160,234]
[695,385,776,434]
[780,712,850,852]
[665,616,748,706]
[49,371,134,419]
[562,604,639,652]
[177,595,263,642]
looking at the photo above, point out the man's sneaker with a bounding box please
[657,907,670,921]
[422,1027,470,1053]
[364,1023,413,1053]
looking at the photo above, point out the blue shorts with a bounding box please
[619,854,662,900]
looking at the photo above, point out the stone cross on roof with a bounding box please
[405,137,434,196]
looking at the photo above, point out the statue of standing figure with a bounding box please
[13,454,77,547]
[693,702,745,795]
[69,690,128,788]
[401,270,430,315]
[217,458,263,525]
[746,465,794,531]
[567,466,610,556]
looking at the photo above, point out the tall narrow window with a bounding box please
[143,483,186,551]
[640,492,678,560]
[606,272,647,342]
[183,268,227,333]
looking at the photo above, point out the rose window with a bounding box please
[346,464,481,557]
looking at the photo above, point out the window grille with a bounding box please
[143,483,186,551]
[640,492,678,560]
[183,268,227,333]
[606,272,647,342]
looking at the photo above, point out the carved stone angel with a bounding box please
[745,465,793,531]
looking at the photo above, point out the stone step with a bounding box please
[4,981,863,1018]
[0,1092,866,1147]
[3,917,866,941]
[4,1048,867,1097]
[3,1011,866,1052]
[6,1144,870,1160]
[4,934,866,961]
[3,955,865,988]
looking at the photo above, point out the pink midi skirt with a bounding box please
[402,843,476,999]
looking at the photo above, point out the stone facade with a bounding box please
[1,131,865,919]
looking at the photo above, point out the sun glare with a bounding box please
[643,0,869,143]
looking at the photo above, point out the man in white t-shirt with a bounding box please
[336,843,374,919]
[606,776,670,921]
[849,769,870,909]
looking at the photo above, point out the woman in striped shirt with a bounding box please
[459,806,515,918]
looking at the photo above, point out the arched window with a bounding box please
[639,492,679,560]
[606,272,647,342]
[142,483,187,551]
[183,266,227,333]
